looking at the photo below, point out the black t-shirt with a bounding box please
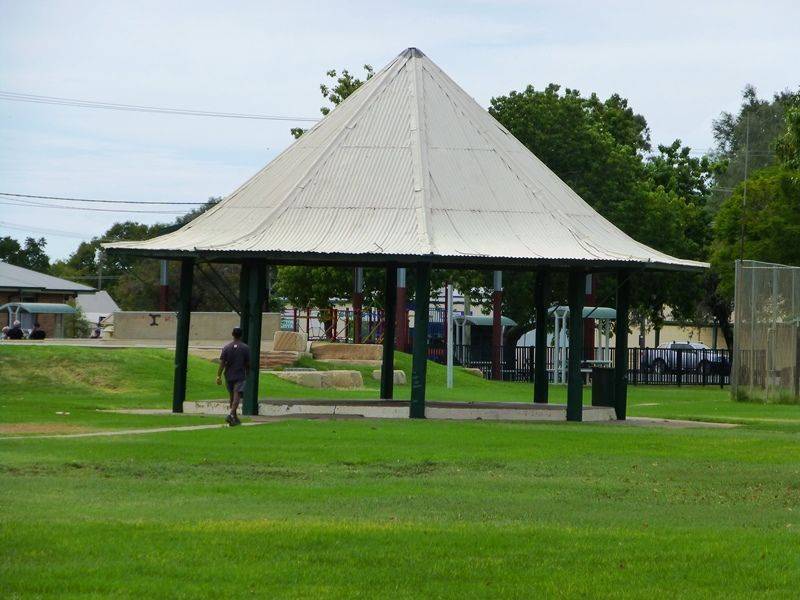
[220,340,250,381]
[29,329,46,340]
[6,327,23,340]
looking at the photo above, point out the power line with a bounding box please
[0,90,321,122]
[0,198,185,214]
[0,192,205,205]
[0,220,92,239]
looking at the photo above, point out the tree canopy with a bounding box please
[472,84,713,346]
[0,236,50,272]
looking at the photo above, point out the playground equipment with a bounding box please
[551,306,616,383]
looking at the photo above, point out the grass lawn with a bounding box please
[2,345,800,597]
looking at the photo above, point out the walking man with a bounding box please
[216,327,250,426]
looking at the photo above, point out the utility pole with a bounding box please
[159,259,169,311]
[738,114,750,261]
[95,248,103,290]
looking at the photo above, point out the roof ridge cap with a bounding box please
[408,50,433,255]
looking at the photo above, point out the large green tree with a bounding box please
[0,236,50,272]
[710,101,800,300]
[710,85,800,211]
[701,87,800,347]
[454,85,712,353]
[711,166,800,298]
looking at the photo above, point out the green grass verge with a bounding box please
[3,345,800,433]
[3,346,800,597]
[2,419,800,597]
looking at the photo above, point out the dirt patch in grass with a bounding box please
[0,423,99,435]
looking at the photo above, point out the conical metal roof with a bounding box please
[106,48,707,271]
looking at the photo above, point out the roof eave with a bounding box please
[103,246,708,273]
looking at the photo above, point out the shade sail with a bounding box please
[455,315,518,327]
[105,48,707,272]
[2,302,77,314]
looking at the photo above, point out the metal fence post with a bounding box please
[242,261,266,416]
[410,263,431,418]
[614,272,630,419]
[381,266,398,400]
[567,270,585,422]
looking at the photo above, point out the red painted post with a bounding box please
[353,267,364,344]
[344,309,350,343]
[396,268,408,351]
[491,270,503,380]
[584,273,596,361]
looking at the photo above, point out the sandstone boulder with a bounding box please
[462,368,485,378]
[322,370,363,389]
[273,371,322,388]
[311,343,382,361]
[265,369,363,389]
[273,330,308,353]
[371,369,407,385]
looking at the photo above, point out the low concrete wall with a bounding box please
[109,311,281,342]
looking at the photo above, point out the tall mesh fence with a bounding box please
[732,260,800,401]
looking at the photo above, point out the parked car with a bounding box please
[640,341,730,375]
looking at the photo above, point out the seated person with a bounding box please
[6,321,24,340]
[29,322,46,340]
[0,326,8,340]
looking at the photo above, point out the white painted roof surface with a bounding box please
[76,290,120,314]
[0,261,94,293]
[106,48,707,271]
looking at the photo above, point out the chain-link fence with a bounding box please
[732,260,800,402]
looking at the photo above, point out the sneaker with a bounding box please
[233,415,242,426]
[224,414,234,426]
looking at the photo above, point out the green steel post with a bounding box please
[534,269,550,403]
[381,266,398,400]
[614,271,630,420]
[410,262,431,418]
[567,269,584,422]
[243,261,266,416]
[172,258,194,413]
[238,262,251,344]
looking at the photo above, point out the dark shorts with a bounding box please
[226,379,246,394]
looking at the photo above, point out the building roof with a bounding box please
[551,306,617,320]
[0,261,94,293]
[105,48,707,272]
[455,315,518,327]
[1,302,77,315]
[76,290,120,314]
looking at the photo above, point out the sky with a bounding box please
[1,0,798,260]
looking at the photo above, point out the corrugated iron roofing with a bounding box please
[105,48,708,271]
[0,261,94,293]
